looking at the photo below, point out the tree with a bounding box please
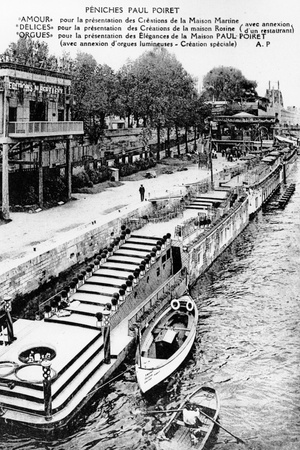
[71,53,117,143]
[83,63,117,141]
[115,61,137,128]
[3,38,50,66]
[202,66,257,102]
[1,37,71,72]
[120,48,200,154]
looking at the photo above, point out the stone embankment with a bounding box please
[0,156,241,301]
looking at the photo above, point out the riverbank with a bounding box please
[0,155,237,274]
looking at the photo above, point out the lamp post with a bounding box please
[207,120,214,190]
[3,295,16,344]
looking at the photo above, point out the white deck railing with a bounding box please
[8,121,83,137]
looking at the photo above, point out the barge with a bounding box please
[0,143,297,429]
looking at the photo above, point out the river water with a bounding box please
[1,163,300,450]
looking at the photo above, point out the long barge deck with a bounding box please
[0,145,297,429]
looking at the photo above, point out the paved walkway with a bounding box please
[0,157,236,274]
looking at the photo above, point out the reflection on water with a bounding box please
[1,164,300,450]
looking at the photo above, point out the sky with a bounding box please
[1,0,300,107]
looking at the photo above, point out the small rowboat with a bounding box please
[158,386,220,450]
[135,294,198,393]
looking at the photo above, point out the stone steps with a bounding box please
[0,232,167,425]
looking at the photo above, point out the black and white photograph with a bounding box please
[0,0,299,449]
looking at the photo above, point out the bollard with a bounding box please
[44,305,52,319]
[150,251,156,264]
[42,360,52,421]
[77,274,84,287]
[50,299,58,315]
[144,256,150,271]
[119,289,125,302]
[54,295,61,309]
[112,293,120,309]
[111,297,118,311]
[61,290,69,304]
[145,254,151,268]
[95,312,103,328]
[139,264,145,278]
[127,275,134,286]
[133,268,140,284]
[69,281,77,295]
[114,238,120,250]
[86,267,93,279]
[121,283,130,296]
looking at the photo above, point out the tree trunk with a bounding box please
[156,125,160,160]
[167,128,170,157]
[185,127,188,153]
[193,126,197,151]
[38,141,43,208]
[175,125,180,156]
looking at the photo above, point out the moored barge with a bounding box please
[0,142,297,429]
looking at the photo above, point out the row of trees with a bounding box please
[3,39,258,144]
[69,48,211,145]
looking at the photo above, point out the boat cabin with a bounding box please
[152,312,189,359]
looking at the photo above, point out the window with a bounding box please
[30,101,47,121]
[58,109,64,121]
[9,107,17,122]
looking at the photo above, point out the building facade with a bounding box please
[0,57,83,220]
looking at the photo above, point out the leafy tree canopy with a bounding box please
[118,48,200,130]
[2,37,73,72]
[202,66,258,102]
[71,52,117,143]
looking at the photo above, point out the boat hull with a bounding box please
[158,386,220,450]
[135,295,198,393]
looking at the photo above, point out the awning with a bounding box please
[262,156,277,163]
[239,155,256,160]
[274,135,295,144]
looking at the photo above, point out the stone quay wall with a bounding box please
[0,202,154,301]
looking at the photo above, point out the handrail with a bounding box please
[8,121,83,136]
[128,269,186,334]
